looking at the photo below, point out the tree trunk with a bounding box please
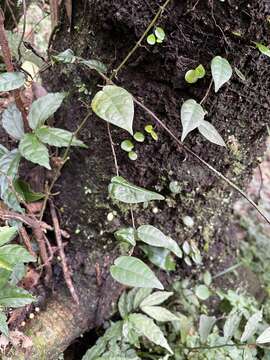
[9,0,270,358]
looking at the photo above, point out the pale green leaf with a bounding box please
[0,226,17,247]
[154,27,165,41]
[203,271,212,286]
[140,291,173,307]
[195,285,211,300]
[29,93,65,130]
[129,313,173,353]
[223,312,241,342]
[211,56,232,92]
[141,305,178,322]
[110,256,164,290]
[140,245,176,271]
[199,315,216,343]
[133,288,152,309]
[108,176,164,204]
[52,49,76,63]
[0,244,36,265]
[19,134,51,169]
[137,225,181,257]
[0,72,25,92]
[256,43,270,57]
[0,145,8,159]
[80,59,107,74]
[118,291,128,319]
[234,67,246,81]
[181,99,205,142]
[91,86,134,135]
[241,311,262,342]
[0,312,9,337]
[2,103,24,140]
[257,326,270,344]
[198,120,226,147]
[10,262,26,285]
[0,269,10,289]
[114,227,136,246]
[0,286,35,307]
[36,126,86,148]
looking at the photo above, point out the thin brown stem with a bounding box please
[107,123,119,176]
[200,79,213,105]
[19,226,36,258]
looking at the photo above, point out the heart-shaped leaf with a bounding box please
[19,134,51,169]
[35,126,87,148]
[109,176,164,203]
[110,256,164,290]
[2,103,25,140]
[211,56,232,92]
[198,120,226,146]
[0,72,25,92]
[91,86,134,135]
[29,93,65,130]
[181,99,205,141]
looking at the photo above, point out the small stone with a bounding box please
[107,212,114,221]
[29,313,35,319]
[183,216,194,228]
[152,207,159,214]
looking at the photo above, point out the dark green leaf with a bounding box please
[2,103,24,140]
[13,179,45,203]
[52,49,76,64]
[36,126,87,148]
[114,228,136,246]
[0,244,36,265]
[19,134,51,169]
[80,59,107,74]
[0,72,25,92]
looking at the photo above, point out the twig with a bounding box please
[49,200,79,304]
[17,0,26,62]
[19,226,35,258]
[111,0,172,79]
[32,226,52,284]
[130,208,135,228]
[106,123,119,176]
[200,79,213,105]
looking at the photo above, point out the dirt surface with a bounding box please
[39,0,270,356]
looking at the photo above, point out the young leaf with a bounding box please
[0,226,17,247]
[185,70,198,84]
[181,99,205,142]
[195,64,206,79]
[0,244,36,265]
[223,312,241,342]
[255,43,270,57]
[0,312,9,337]
[0,286,35,307]
[154,27,165,41]
[128,313,173,353]
[91,85,134,135]
[13,179,45,203]
[211,56,232,92]
[108,176,164,204]
[203,271,212,286]
[0,72,25,92]
[52,49,76,64]
[35,126,86,148]
[198,120,226,147]
[234,67,246,81]
[80,59,107,74]
[114,227,136,246]
[147,34,156,45]
[141,306,179,322]
[256,326,270,344]
[195,285,211,300]
[29,93,65,130]
[137,225,182,257]
[19,134,51,169]
[110,256,164,290]
[199,315,216,343]
[2,103,24,140]
[241,311,262,342]
[140,291,173,307]
[121,140,134,152]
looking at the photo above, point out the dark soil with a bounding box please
[41,0,270,357]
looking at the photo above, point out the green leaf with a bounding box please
[108,176,164,204]
[0,226,17,247]
[118,291,128,319]
[137,225,182,257]
[52,49,76,64]
[147,34,156,45]
[181,99,205,142]
[0,244,36,265]
[185,70,198,84]
[141,245,176,271]
[199,315,216,343]
[145,125,153,133]
[80,59,107,74]
[195,64,206,79]
[19,134,51,169]
[9,262,25,285]
[0,72,25,92]
[0,145,8,159]
[129,313,173,353]
[203,271,212,286]
[154,27,165,41]
[140,291,173,307]
[211,56,232,92]
[0,286,35,307]
[128,151,138,161]
[0,312,9,337]
[195,285,211,300]
[241,311,262,342]
[198,120,226,146]
[255,43,270,57]
[91,86,134,135]
[2,103,24,140]
[35,126,86,148]
[114,228,136,246]
[121,140,134,152]
[13,179,45,203]
[110,256,164,290]
[0,269,10,289]
[223,312,241,342]
[133,288,153,310]
[133,132,145,142]
[257,326,270,344]
[141,306,178,322]
[234,67,246,81]
[29,93,65,130]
